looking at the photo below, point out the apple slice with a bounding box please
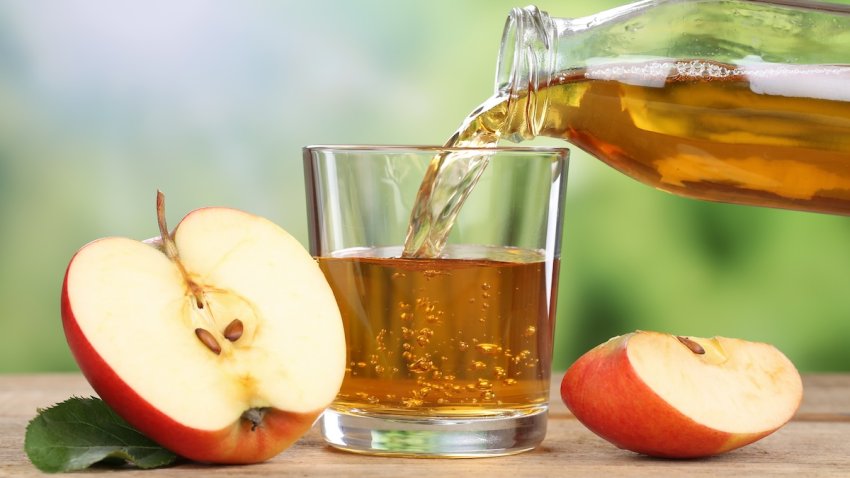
[61,192,346,464]
[561,330,803,458]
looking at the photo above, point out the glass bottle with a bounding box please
[482,0,850,215]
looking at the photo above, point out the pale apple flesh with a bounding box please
[561,331,803,458]
[61,206,346,464]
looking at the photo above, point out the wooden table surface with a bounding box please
[2,373,849,477]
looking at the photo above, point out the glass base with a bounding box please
[320,406,548,457]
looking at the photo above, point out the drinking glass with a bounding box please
[303,145,569,457]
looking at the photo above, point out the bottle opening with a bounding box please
[494,6,556,137]
[495,8,522,97]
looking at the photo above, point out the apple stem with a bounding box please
[155,191,180,262]
[156,190,206,309]
[676,336,706,355]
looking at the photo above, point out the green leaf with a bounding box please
[24,396,178,473]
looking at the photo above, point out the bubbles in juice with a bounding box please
[319,245,558,416]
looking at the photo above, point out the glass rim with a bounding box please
[304,144,570,155]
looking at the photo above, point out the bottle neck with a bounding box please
[495,6,559,139]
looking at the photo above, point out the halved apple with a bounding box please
[61,192,346,464]
[561,330,803,458]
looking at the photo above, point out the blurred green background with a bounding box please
[2,0,849,374]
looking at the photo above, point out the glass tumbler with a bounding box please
[303,145,568,457]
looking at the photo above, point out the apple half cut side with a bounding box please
[61,194,346,464]
[561,330,803,458]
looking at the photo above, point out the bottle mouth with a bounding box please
[494,6,556,139]
[495,6,554,98]
[495,9,520,97]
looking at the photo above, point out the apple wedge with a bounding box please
[61,192,346,464]
[561,330,803,458]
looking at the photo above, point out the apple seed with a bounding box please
[224,319,244,342]
[676,335,706,355]
[195,328,222,355]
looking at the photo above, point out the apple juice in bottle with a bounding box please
[403,0,850,259]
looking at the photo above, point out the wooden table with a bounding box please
[2,373,849,477]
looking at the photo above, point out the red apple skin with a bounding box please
[61,256,320,465]
[561,334,773,458]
